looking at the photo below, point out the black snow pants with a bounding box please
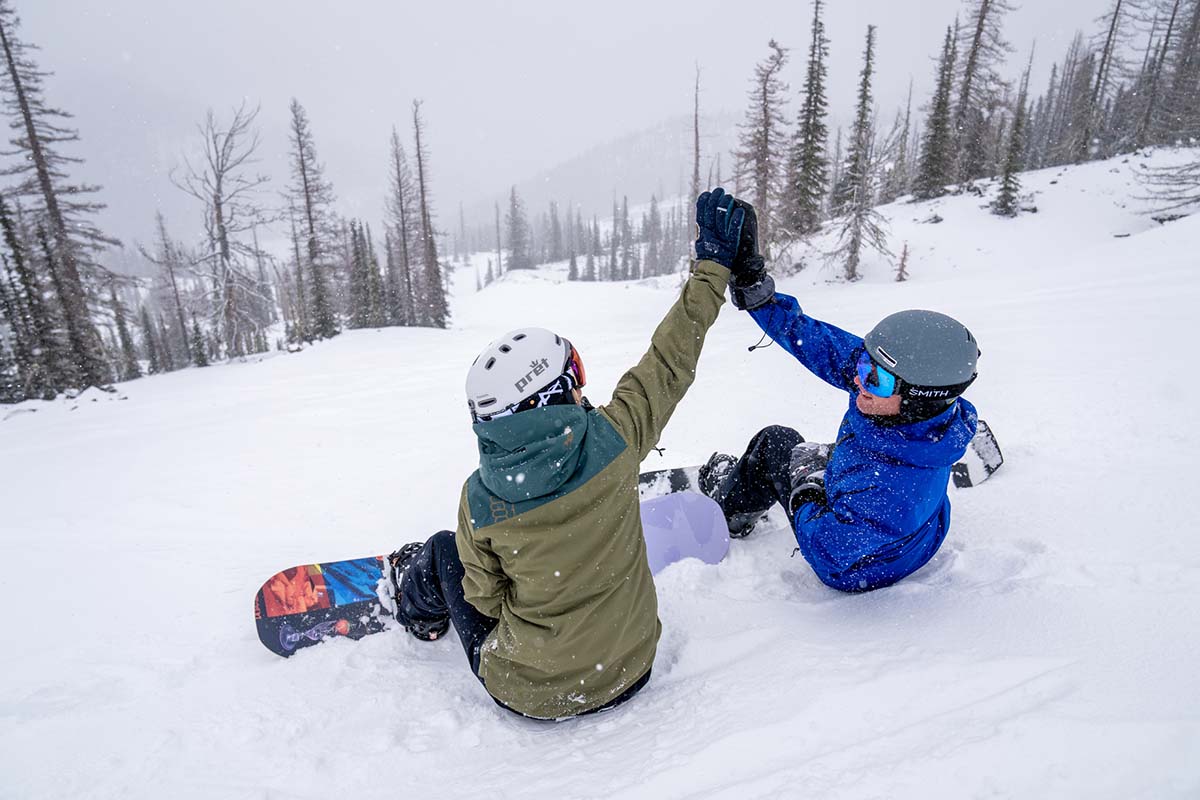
[719,425,806,522]
[399,530,652,719]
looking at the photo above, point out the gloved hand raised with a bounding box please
[725,197,775,311]
[694,188,746,270]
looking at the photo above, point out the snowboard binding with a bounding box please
[386,543,450,642]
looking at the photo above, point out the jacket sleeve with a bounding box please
[454,487,505,620]
[600,259,729,460]
[748,293,863,393]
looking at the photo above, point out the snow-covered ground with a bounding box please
[3,151,1199,799]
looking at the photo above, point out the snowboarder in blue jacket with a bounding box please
[699,195,980,593]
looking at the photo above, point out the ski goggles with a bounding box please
[563,338,587,389]
[856,351,898,398]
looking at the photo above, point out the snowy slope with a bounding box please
[2,150,1199,799]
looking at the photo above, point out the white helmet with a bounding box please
[465,328,585,422]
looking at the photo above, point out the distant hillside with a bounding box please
[465,112,739,227]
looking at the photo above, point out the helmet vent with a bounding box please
[512,333,526,341]
[875,346,898,368]
[485,357,496,370]
[499,344,512,353]
[478,398,496,407]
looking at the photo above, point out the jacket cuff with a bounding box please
[730,272,776,311]
[693,259,732,282]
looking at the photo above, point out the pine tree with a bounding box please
[993,59,1032,216]
[286,99,338,340]
[734,40,790,245]
[832,27,879,217]
[411,101,448,329]
[110,284,140,381]
[547,201,564,262]
[584,218,597,281]
[364,225,385,328]
[140,212,193,363]
[608,201,620,281]
[386,127,419,326]
[0,262,34,399]
[1080,0,1137,160]
[953,0,1017,182]
[829,26,892,282]
[347,219,369,329]
[0,0,112,388]
[620,197,639,280]
[1063,46,1098,161]
[914,26,959,199]
[494,201,504,275]
[1134,1,1178,146]
[895,242,910,282]
[0,198,72,394]
[139,305,160,375]
[190,315,208,367]
[645,195,663,276]
[784,0,831,237]
[881,81,914,203]
[0,335,19,402]
[504,187,532,270]
[155,313,176,372]
[1160,0,1200,144]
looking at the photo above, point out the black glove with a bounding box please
[726,198,776,311]
[694,187,745,270]
[786,442,832,512]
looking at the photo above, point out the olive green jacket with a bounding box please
[454,260,730,719]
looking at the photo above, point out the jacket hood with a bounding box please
[473,404,590,502]
[845,395,978,468]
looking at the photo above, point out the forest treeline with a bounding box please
[1,0,1198,402]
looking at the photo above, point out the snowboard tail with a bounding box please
[951,419,1004,488]
[254,556,393,658]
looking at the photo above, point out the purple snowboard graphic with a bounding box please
[641,492,730,574]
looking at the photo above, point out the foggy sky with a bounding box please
[18,0,1113,252]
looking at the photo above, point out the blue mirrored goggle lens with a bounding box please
[856,351,897,398]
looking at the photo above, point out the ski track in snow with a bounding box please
[3,151,1200,799]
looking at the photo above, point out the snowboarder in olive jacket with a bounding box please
[387,188,751,719]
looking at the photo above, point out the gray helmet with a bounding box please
[864,310,979,399]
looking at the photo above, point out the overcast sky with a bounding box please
[17,0,1114,251]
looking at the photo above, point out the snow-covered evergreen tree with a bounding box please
[784,0,831,238]
[829,26,892,282]
[504,187,532,270]
[0,0,113,388]
[734,40,789,246]
[914,26,959,199]
[285,99,338,341]
[110,284,140,381]
[411,101,448,329]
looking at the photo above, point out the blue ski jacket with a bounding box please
[749,293,978,592]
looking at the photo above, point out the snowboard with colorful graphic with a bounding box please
[253,489,729,658]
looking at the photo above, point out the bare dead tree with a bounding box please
[172,103,275,358]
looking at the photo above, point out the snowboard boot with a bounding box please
[386,543,450,642]
[698,452,737,500]
[698,452,765,539]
